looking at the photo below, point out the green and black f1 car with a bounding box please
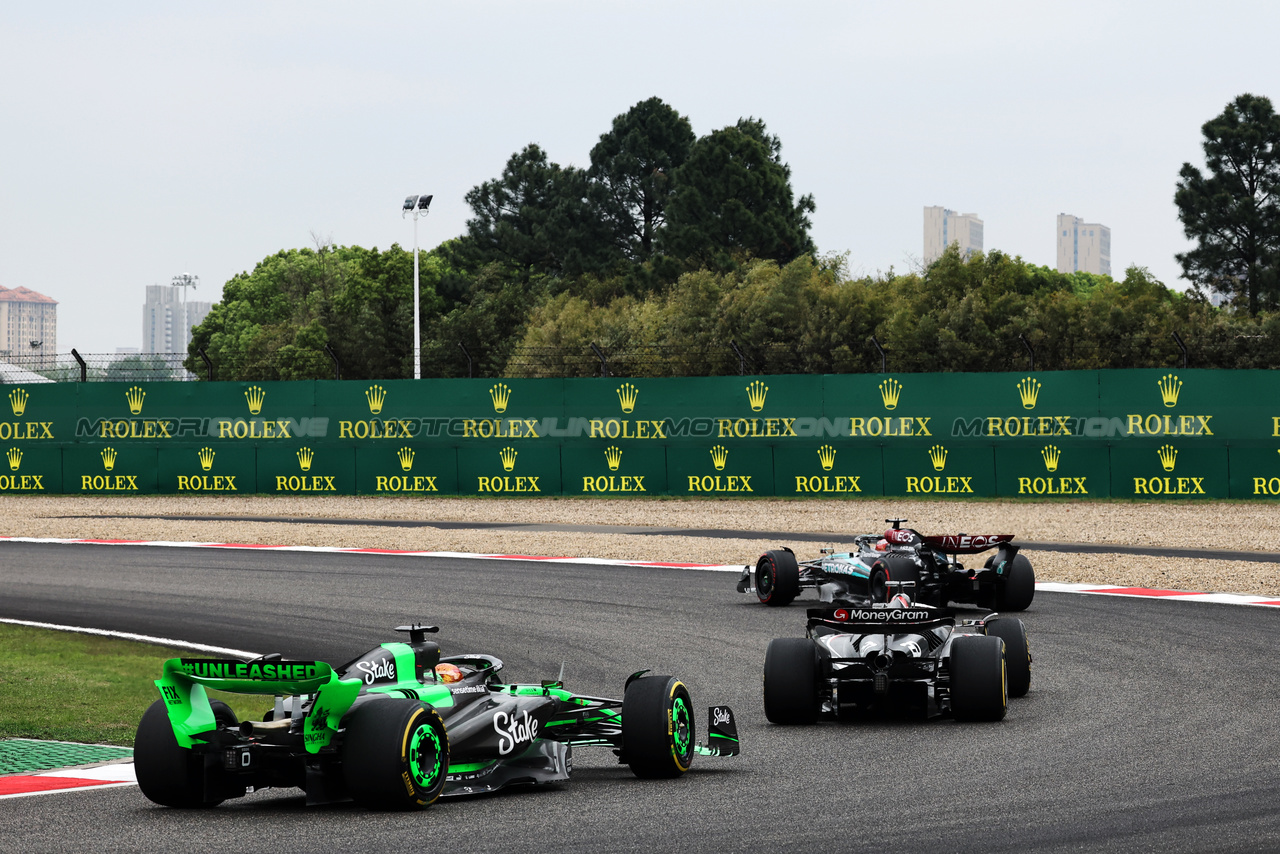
[135,624,739,810]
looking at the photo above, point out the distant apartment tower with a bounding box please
[0,286,58,359]
[142,285,212,353]
[923,206,984,265]
[1056,214,1111,277]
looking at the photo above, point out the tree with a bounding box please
[588,97,695,262]
[661,118,816,271]
[1175,93,1280,316]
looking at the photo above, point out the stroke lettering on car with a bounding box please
[355,658,396,685]
[494,709,539,755]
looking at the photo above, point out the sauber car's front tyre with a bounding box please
[622,675,695,778]
[949,636,1007,722]
[993,553,1035,612]
[869,555,920,604]
[763,638,819,724]
[985,617,1031,698]
[135,699,238,808]
[342,699,449,809]
[756,549,800,606]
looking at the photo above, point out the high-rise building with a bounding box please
[1056,214,1111,277]
[142,285,212,353]
[923,206,984,265]
[0,286,58,360]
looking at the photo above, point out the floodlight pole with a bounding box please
[403,194,433,379]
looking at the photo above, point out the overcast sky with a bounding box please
[2,2,1275,354]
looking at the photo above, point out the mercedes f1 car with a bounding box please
[135,624,739,810]
[763,597,1031,723]
[737,518,1035,611]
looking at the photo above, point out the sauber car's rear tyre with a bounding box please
[985,618,1031,698]
[755,549,800,606]
[949,636,1007,722]
[763,638,819,725]
[342,699,449,809]
[993,553,1035,612]
[135,699,238,808]
[622,675,695,779]
[869,555,920,604]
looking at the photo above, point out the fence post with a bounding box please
[70,349,87,382]
[1171,331,1188,369]
[590,342,609,378]
[458,342,472,378]
[197,348,214,382]
[869,337,886,373]
[323,343,341,381]
[729,340,747,376]
[1018,333,1035,372]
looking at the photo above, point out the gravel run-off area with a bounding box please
[3,495,1280,597]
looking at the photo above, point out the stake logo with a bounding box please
[1017,377,1041,410]
[198,447,215,471]
[398,447,414,471]
[1158,374,1182,408]
[1042,445,1060,473]
[101,447,118,471]
[605,446,622,471]
[126,386,146,415]
[490,383,511,414]
[746,381,768,412]
[8,388,28,417]
[366,384,387,415]
[879,378,902,410]
[494,709,539,756]
[818,445,836,471]
[710,445,729,471]
[929,445,947,472]
[616,382,639,414]
[244,386,265,415]
[297,447,315,472]
[1158,444,1177,472]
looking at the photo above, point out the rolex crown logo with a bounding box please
[817,444,836,471]
[603,446,623,471]
[616,383,639,414]
[500,446,518,472]
[1158,374,1182,408]
[126,386,146,415]
[1041,445,1060,473]
[1157,444,1177,472]
[928,444,947,472]
[8,388,28,417]
[397,446,414,472]
[7,448,21,471]
[198,447,215,472]
[1017,377,1042,410]
[710,444,729,471]
[297,447,314,472]
[879,378,902,411]
[746,380,768,412]
[366,384,387,415]
[101,447,118,471]
[490,383,511,414]
[244,385,266,416]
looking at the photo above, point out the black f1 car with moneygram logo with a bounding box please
[737,519,1035,611]
[763,596,1031,723]
[135,624,739,810]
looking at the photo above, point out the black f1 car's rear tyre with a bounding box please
[755,549,800,606]
[763,637,819,724]
[949,636,1007,722]
[985,617,1031,698]
[994,553,1035,612]
[135,699,238,808]
[869,555,920,604]
[622,675,695,779]
[342,699,449,809]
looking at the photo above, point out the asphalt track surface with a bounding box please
[3,541,1280,853]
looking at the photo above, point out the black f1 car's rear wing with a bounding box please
[806,606,955,634]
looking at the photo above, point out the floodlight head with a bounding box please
[403,195,419,212]
[417,194,433,211]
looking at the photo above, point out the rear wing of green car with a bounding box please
[154,658,361,753]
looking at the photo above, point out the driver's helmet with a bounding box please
[434,662,463,683]
[888,592,913,609]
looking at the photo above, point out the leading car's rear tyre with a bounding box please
[342,699,448,809]
[135,699,238,808]
[985,617,1031,698]
[949,636,1007,722]
[623,675,695,779]
[994,553,1035,612]
[869,555,920,604]
[755,549,800,606]
[763,637,819,724]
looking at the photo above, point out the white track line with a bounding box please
[0,617,258,657]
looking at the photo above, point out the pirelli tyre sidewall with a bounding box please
[985,617,1031,698]
[341,698,449,809]
[756,549,800,606]
[135,698,238,808]
[869,554,920,605]
[763,637,820,725]
[622,675,695,779]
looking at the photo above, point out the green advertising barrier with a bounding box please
[774,443,883,497]
[0,443,62,494]
[1108,442,1228,499]
[992,443,1110,498]
[882,443,996,497]
[1,383,78,445]
[667,442,775,496]
[562,443,667,496]
[159,445,257,495]
[457,443,562,495]
[1096,369,1270,443]
[356,445,458,495]
[64,444,159,494]
[1228,443,1280,498]
[257,444,355,496]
